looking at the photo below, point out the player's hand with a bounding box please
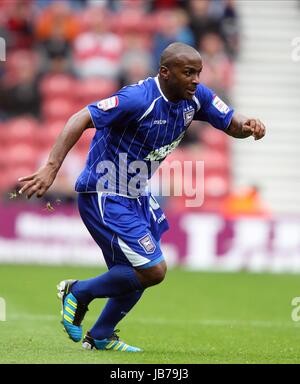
[242,118,266,141]
[18,165,57,199]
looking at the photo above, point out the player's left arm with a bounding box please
[225,114,266,140]
[193,85,266,141]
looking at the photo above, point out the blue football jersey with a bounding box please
[75,76,234,196]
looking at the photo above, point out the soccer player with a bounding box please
[18,42,265,352]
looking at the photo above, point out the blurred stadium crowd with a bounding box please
[0,0,242,213]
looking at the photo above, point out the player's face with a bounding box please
[161,56,203,101]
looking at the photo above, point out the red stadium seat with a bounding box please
[6,117,39,146]
[204,172,231,198]
[0,146,8,170]
[44,120,65,136]
[0,125,8,147]
[110,11,154,35]
[3,164,36,191]
[201,126,229,152]
[0,179,8,192]
[162,145,231,213]
[75,128,94,153]
[5,143,39,168]
[40,74,76,99]
[35,121,65,150]
[42,98,77,122]
[75,78,118,105]
[200,148,229,171]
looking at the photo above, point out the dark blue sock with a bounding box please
[71,264,143,304]
[89,290,143,340]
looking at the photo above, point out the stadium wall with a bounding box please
[1,203,300,273]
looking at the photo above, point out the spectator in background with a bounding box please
[198,32,234,101]
[0,14,7,89]
[220,185,270,218]
[42,55,73,77]
[35,2,77,75]
[35,1,80,44]
[73,6,123,79]
[152,8,195,66]
[109,0,150,13]
[108,0,153,38]
[4,0,35,51]
[187,0,221,48]
[37,24,74,76]
[0,50,41,118]
[188,0,239,59]
[120,54,154,88]
[0,61,5,84]
[209,0,240,59]
[220,0,240,59]
[119,33,154,87]
[36,0,90,10]
[150,0,186,11]
[0,0,240,207]
[35,0,57,9]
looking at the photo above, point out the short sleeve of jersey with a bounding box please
[87,85,144,130]
[193,84,234,130]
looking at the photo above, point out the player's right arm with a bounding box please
[18,108,93,199]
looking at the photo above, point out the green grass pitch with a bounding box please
[0,264,300,364]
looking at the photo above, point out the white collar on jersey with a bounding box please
[154,76,169,102]
[154,75,201,111]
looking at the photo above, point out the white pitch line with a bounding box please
[8,314,57,321]
[132,317,300,329]
[6,313,300,329]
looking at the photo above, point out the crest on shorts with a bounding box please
[97,96,119,111]
[138,234,156,254]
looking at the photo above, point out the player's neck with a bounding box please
[157,76,181,103]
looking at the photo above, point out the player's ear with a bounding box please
[160,66,170,80]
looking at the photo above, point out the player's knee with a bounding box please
[151,262,167,285]
[135,260,167,288]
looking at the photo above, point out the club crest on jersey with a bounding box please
[97,96,119,111]
[212,95,230,114]
[183,107,195,127]
[138,234,156,254]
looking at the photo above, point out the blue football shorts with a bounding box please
[77,192,170,270]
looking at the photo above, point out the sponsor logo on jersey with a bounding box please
[97,96,119,111]
[138,234,156,254]
[212,95,230,114]
[144,131,185,161]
